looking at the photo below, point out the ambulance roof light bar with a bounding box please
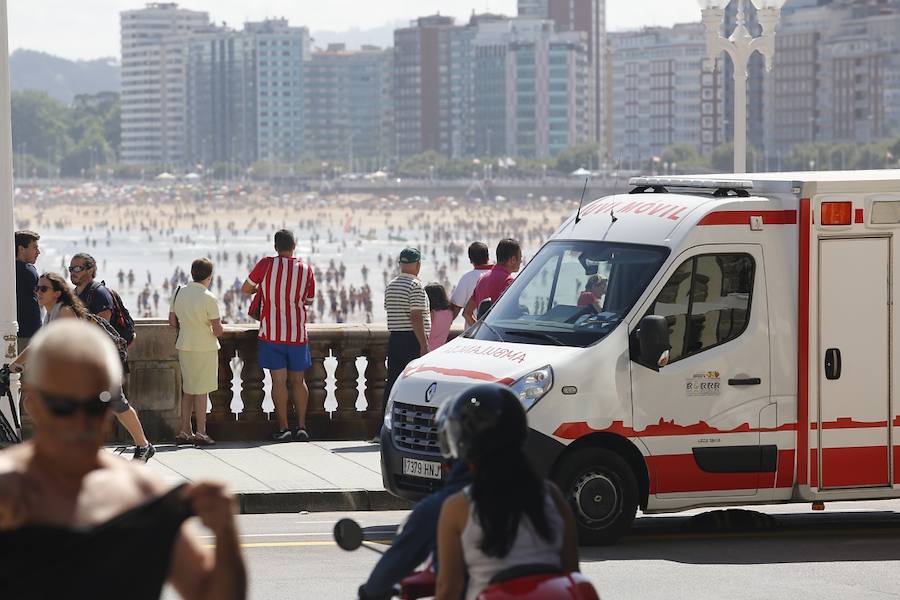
[629,176,754,191]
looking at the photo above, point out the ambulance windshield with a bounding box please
[467,241,669,347]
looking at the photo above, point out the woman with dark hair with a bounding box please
[37,271,89,322]
[435,384,580,600]
[9,272,88,369]
[425,283,453,350]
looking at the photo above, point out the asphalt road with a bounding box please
[163,498,900,599]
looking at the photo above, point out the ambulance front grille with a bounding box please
[391,401,440,455]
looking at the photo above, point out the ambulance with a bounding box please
[380,170,900,544]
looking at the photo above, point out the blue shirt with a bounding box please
[360,463,472,600]
[78,281,115,317]
[15,260,40,338]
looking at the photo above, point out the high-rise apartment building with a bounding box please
[246,19,310,163]
[394,13,594,160]
[763,0,900,161]
[184,26,258,168]
[518,0,549,17]
[120,3,209,166]
[609,23,724,166]
[393,15,459,159]
[472,18,593,158]
[519,0,605,153]
[304,44,393,168]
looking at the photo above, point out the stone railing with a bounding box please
[122,320,458,442]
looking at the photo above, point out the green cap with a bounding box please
[399,247,423,264]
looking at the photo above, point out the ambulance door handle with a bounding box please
[824,348,842,380]
[728,377,761,386]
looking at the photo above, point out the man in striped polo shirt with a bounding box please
[242,230,316,442]
[382,248,431,420]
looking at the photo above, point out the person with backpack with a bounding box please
[67,253,155,462]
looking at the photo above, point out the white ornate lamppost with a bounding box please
[0,0,16,367]
[698,0,785,173]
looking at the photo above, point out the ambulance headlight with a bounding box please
[509,366,553,411]
[383,388,398,430]
[383,398,394,430]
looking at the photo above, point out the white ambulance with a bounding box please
[380,170,900,544]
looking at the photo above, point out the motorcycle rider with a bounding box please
[434,383,580,600]
[358,459,472,600]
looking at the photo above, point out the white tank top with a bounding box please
[460,483,564,600]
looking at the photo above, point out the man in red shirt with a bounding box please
[467,239,522,318]
[242,230,316,442]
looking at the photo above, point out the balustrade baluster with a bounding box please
[363,342,387,415]
[334,346,361,417]
[237,338,265,423]
[305,341,329,418]
[208,338,234,422]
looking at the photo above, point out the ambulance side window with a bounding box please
[646,253,755,363]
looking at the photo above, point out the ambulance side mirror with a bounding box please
[476,299,493,320]
[635,315,670,372]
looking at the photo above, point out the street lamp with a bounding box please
[0,1,17,389]
[698,0,785,173]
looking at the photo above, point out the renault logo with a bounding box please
[425,382,437,403]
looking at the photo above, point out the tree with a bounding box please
[711,143,760,173]
[552,144,601,175]
[396,151,447,178]
[11,90,121,175]
[11,90,72,166]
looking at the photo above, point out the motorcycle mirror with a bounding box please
[333,518,364,551]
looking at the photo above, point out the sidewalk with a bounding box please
[110,440,413,514]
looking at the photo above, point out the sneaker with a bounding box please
[293,428,310,442]
[368,435,381,445]
[133,443,156,462]
[270,429,293,442]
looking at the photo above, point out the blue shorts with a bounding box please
[258,340,312,372]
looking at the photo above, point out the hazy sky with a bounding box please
[8,0,701,60]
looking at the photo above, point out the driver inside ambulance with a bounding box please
[577,275,607,312]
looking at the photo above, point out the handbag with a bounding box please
[171,285,183,330]
[248,258,274,321]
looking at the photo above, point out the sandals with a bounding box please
[174,431,216,446]
[192,432,216,446]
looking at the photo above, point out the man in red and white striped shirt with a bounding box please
[242,230,316,442]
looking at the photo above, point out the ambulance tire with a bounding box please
[555,447,638,546]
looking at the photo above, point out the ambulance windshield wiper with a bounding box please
[473,318,506,343]
[507,329,565,346]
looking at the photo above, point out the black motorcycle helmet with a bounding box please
[436,383,527,462]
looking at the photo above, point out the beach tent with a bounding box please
[570,167,591,177]
[155,172,176,180]
[184,172,201,180]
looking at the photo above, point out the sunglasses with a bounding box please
[35,285,53,293]
[68,265,91,273]
[40,391,112,418]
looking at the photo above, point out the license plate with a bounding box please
[402,457,443,480]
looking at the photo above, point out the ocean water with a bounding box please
[16,185,575,417]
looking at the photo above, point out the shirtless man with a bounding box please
[0,320,245,599]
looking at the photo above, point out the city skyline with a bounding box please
[9,0,699,61]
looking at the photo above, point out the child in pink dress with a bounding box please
[425,283,454,350]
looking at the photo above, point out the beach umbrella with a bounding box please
[155,172,176,180]
[570,167,591,177]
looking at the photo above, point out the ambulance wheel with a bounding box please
[555,447,638,546]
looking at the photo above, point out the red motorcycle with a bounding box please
[334,518,600,600]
